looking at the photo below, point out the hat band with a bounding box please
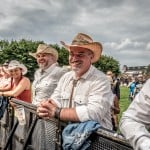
[72,39,92,45]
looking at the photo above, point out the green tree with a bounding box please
[0,39,44,81]
[94,55,120,76]
[51,44,69,66]
[0,39,120,80]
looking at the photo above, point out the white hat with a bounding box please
[8,60,28,75]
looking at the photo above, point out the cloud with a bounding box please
[146,42,150,50]
[104,38,145,50]
[0,0,150,67]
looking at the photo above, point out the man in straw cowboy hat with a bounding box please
[29,44,66,105]
[37,33,114,130]
[29,44,67,149]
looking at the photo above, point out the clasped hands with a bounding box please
[37,99,57,120]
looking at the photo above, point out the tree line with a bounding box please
[0,39,120,81]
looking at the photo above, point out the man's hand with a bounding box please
[37,99,57,119]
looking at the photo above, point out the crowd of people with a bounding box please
[0,60,31,102]
[0,32,149,149]
[127,75,146,101]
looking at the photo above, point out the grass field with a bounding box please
[118,86,131,121]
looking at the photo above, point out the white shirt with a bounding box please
[32,63,66,105]
[51,65,114,130]
[120,79,150,150]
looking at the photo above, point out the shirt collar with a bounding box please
[81,65,94,79]
[40,63,58,74]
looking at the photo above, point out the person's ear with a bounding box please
[90,53,94,60]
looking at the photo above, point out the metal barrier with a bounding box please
[89,128,132,150]
[0,98,133,150]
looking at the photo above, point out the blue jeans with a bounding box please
[0,96,8,119]
[62,120,101,150]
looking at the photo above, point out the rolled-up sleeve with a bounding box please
[51,66,114,129]
[119,79,150,150]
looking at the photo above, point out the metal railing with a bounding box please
[0,98,133,150]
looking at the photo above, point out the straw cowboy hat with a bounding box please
[29,44,58,61]
[8,60,28,75]
[60,33,103,63]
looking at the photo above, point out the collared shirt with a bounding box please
[120,79,150,150]
[32,63,66,105]
[51,65,114,130]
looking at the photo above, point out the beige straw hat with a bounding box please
[29,44,58,61]
[60,33,103,63]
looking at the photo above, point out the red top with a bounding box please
[11,77,31,103]
[15,89,31,103]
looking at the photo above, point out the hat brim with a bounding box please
[29,51,58,61]
[61,41,102,63]
[8,65,28,75]
[29,52,37,58]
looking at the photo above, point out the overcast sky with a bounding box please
[0,0,150,69]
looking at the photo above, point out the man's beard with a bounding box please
[72,67,81,73]
[39,63,47,70]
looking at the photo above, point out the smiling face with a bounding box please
[36,53,56,70]
[9,67,22,79]
[69,47,94,78]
